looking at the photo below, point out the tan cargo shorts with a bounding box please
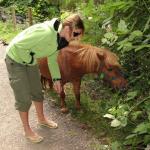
[5,55,44,112]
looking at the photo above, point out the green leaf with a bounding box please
[125,134,137,140]
[108,107,117,114]
[122,42,133,52]
[144,135,150,144]
[102,32,118,46]
[133,122,150,134]
[124,136,143,146]
[129,30,143,41]
[131,111,142,121]
[134,44,150,52]
[119,116,128,127]
[126,91,138,101]
[123,138,133,145]
[104,32,114,39]
[103,114,115,119]
[117,20,129,34]
[101,38,108,44]
[117,40,133,52]
[111,141,123,150]
[111,119,121,127]
[143,16,150,33]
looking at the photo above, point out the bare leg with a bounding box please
[72,80,81,110]
[33,101,45,122]
[33,101,58,128]
[19,111,44,143]
[19,111,36,136]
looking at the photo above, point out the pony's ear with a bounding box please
[97,52,106,61]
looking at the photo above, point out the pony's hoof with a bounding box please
[61,108,69,113]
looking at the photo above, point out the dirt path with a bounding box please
[0,44,99,150]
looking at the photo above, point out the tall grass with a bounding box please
[0,21,25,42]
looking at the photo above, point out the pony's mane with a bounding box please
[68,42,120,71]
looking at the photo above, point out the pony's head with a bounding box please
[74,44,127,91]
[96,49,128,91]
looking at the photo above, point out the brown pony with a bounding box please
[38,43,127,112]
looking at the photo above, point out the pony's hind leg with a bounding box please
[72,80,81,110]
[60,84,68,113]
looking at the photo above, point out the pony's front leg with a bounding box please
[72,80,81,110]
[60,85,69,113]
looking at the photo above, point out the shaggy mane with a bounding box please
[67,42,120,72]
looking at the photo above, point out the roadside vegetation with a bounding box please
[0,21,22,42]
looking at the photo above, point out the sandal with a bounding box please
[25,134,44,143]
[38,120,58,129]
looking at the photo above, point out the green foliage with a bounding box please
[0,0,60,22]
[104,103,129,128]
[111,141,123,150]
[30,0,60,22]
[124,122,150,146]
[0,0,28,7]
[101,32,118,47]
[0,21,23,42]
[117,20,129,35]
[77,0,150,149]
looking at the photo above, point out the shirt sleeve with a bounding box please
[47,51,61,80]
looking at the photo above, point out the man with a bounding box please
[5,14,84,143]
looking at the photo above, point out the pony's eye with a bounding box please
[108,68,113,72]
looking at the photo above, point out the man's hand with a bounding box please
[53,80,62,94]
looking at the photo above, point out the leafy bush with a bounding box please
[0,0,60,22]
[77,0,150,149]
